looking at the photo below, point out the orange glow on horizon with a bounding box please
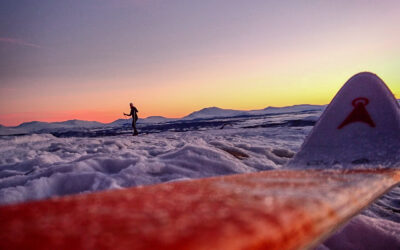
[1,68,399,127]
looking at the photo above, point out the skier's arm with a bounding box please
[123,112,131,116]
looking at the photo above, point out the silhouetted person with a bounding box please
[124,103,139,136]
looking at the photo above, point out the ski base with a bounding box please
[0,169,399,250]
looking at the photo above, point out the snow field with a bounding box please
[0,127,305,205]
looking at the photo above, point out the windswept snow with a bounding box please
[319,215,400,249]
[0,127,304,205]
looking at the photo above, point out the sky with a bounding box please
[1,0,400,126]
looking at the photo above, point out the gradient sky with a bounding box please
[1,0,400,126]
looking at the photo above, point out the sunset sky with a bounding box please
[1,0,400,126]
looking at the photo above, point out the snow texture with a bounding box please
[0,127,305,204]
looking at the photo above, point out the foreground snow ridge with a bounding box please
[0,128,303,205]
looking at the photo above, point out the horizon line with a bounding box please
[0,103,328,127]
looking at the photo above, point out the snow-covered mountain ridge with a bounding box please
[0,104,325,134]
[3,100,399,135]
[186,104,325,120]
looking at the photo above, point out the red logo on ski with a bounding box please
[337,97,375,129]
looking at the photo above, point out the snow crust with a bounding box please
[318,215,400,250]
[0,128,305,205]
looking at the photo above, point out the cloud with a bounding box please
[0,37,42,49]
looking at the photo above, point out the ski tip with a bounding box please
[288,72,400,169]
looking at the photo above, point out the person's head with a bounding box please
[130,102,134,108]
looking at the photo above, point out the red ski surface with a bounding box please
[1,169,399,250]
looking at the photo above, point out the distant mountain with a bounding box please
[16,121,47,128]
[183,107,246,120]
[16,120,103,131]
[0,103,329,135]
[107,119,130,127]
[262,104,325,114]
[54,120,104,128]
[183,105,325,120]
[0,120,106,135]
[139,116,175,124]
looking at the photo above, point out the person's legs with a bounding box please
[132,118,138,135]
